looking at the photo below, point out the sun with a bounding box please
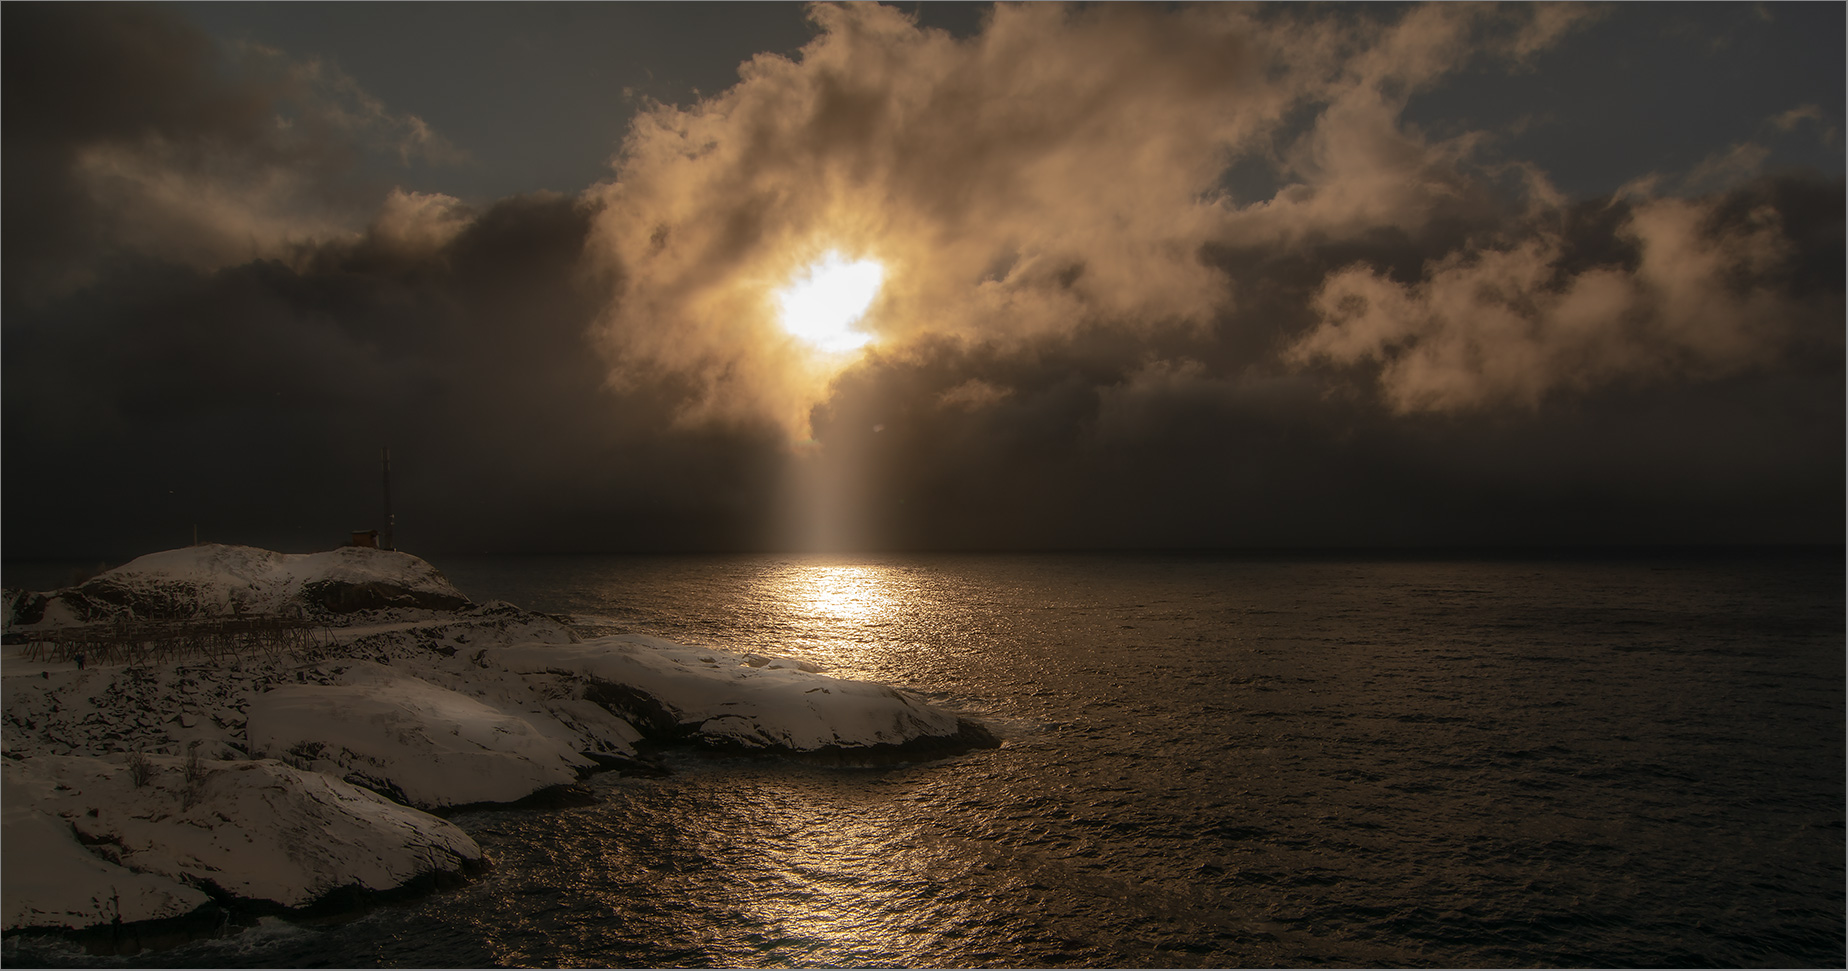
[776,252,885,353]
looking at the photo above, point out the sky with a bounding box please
[3,1,1842,560]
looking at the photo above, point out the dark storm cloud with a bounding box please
[3,2,1842,559]
[1,4,788,560]
[801,180,1844,552]
[2,3,457,301]
[4,190,789,559]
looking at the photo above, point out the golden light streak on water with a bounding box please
[744,562,913,675]
[776,565,892,622]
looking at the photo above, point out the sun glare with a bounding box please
[776,253,885,353]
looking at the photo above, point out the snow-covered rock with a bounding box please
[2,802,212,931]
[1,543,1001,938]
[246,662,592,809]
[489,634,997,755]
[8,544,468,626]
[3,754,480,930]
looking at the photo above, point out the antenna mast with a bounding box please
[382,447,395,551]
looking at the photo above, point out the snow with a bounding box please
[245,662,591,809]
[489,633,969,752]
[2,802,211,931]
[108,545,462,606]
[33,597,87,628]
[11,544,468,626]
[3,755,480,931]
[2,543,995,937]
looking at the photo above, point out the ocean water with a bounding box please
[10,550,1844,968]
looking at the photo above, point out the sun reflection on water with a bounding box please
[780,565,894,622]
[747,562,914,676]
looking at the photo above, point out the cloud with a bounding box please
[2,2,1839,557]
[1771,104,1827,133]
[584,2,1268,435]
[281,52,470,169]
[793,313,1842,550]
[1,4,461,301]
[367,188,475,257]
[1680,142,1771,192]
[2,188,796,558]
[1285,180,1837,412]
[936,378,1013,412]
[581,2,1616,440]
[1769,103,1839,147]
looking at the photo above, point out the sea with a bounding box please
[6,550,1844,968]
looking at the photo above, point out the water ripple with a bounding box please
[20,552,1839,968]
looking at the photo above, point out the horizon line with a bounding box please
[4,540,1843,568]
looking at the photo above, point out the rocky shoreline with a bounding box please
[1,545,998,949]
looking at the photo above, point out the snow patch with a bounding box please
[489,635,967,752]
[246,662,590,809]
[2,802,212,931]
[4,754,480,924]
[10,544,468,626]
